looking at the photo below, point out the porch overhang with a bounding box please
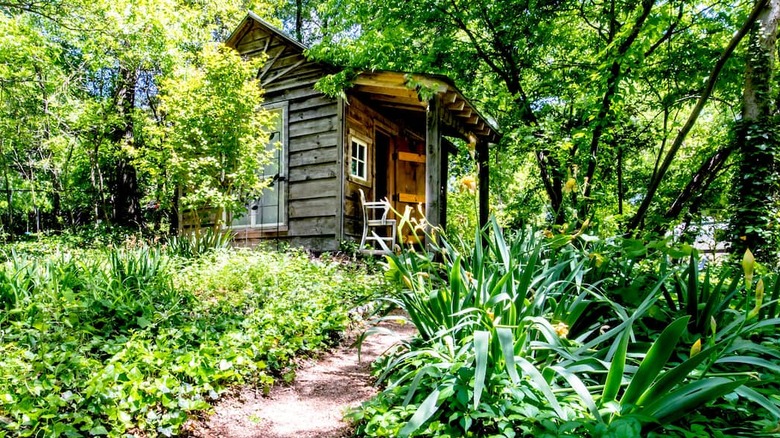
[351,71,500,144]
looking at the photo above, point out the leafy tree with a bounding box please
[0,12,77,232]
[146,44,273,229]
[0,0,281,234]
[309,0,766,238]
[730,0,780,264]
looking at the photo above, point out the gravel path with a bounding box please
[187,320,415,438]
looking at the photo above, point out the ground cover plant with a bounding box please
[350,220,780,437]
[0,233,376,437]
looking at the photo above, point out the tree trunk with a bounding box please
[617,147,624,215]
[581,0,655,217]
[731,0,780,264]
[111,64,142,228]
[664,145,735,221]
[294,0,303,42]
[626,0,768,233]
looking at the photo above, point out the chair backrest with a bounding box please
[359,188,391,222]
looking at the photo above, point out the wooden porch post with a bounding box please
[425,94,442,246]
[477,140,489,230]
[440,141,449,231]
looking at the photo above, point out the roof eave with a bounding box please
[352,71,501,143]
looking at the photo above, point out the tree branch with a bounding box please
[663,144,736,220]
[582,0,655,202]
[627,0,770,232]
[644,2,684,58]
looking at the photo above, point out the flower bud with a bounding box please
[743,249,755,289]
[690,338,702,357]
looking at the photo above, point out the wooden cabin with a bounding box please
[217,12,500,251]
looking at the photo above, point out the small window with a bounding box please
[350,137,368,180]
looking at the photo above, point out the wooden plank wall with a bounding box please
[343,96,379,240]
[230,20,341,251]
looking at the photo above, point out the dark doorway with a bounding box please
[375,131,390,200]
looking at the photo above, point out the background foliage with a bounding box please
[306,0,780,263]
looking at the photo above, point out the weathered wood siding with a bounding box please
[343,95,427,245]
[344,96,381,240]
[229,20,341,251]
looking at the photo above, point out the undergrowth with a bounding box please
[348,220,780,437]
[0,240,377,437]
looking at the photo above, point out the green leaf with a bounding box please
[602,328,629,405]
[621,316,690,406]
[734,386,780,419]
[89,426,109,436]
[515,356,565,419]
[496,327,520,384]
[402,365,437,406]
[642,378,746,424]
[399,388,441,438]
[685,255,698,323]
[473,330,489,410]
[549,365,600,421]
[715,356,780,374]
[636,345,716,406]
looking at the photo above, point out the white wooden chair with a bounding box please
[359,189,397,254]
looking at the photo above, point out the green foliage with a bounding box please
[731,118,780,265]
[149,44,273,223]
[309,0,754,234]
[445,174,479,247]
[165,228,234,258]
[350,221,780,437]
[0,0,284,232]
[0,239,375,437]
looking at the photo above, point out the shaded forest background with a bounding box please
[2,0,780,262]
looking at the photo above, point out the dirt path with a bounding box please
[187,320,415,438]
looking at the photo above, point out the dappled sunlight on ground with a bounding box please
[186,319,416,438]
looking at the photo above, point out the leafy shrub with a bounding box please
[165,228,234,258]
[350,219,780,437]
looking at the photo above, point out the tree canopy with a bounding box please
[0,0,279,232]
[308,0,777,259]
[2,0,779,261]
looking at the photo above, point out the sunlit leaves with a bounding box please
[153,44,271,219]
[311,0,756,233]
[0,0,285,229]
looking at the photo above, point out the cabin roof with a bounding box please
[225,11,307,52]
[226,12,501,144]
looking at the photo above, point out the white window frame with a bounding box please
[350,136,369,182]
[227,102,288,230]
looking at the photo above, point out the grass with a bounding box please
[0,238,377,437]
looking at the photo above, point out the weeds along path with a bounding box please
[187,320,415,438]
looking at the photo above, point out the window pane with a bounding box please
[257,187,280,224]
[350,139,368,179]
[231,106,286,228]
[232,209,252,227]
